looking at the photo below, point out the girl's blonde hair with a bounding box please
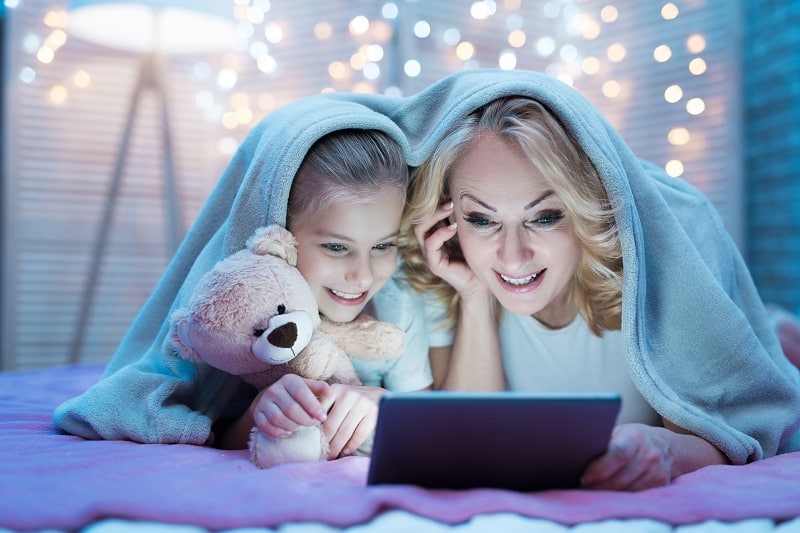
[287,129,408,227]
[399,97,622,335]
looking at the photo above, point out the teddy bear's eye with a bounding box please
[277,304,286,315]
[253,328,266,337]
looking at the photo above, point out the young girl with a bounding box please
[397,74,800,491]
[54,96,432,451]
[216,129,433,456]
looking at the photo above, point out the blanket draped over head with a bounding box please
[54,69,800,463]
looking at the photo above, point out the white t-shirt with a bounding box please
[427,299,660,426]
[350,275,434,392]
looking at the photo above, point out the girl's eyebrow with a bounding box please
[319,230,400,243]
[460,191,556,212]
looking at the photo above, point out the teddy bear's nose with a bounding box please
[267,322,298,348]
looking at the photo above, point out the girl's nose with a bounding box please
[345,256,374,288]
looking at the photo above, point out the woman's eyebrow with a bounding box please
[460,190,556,212]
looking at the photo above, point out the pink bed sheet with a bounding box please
[2,364,799,532]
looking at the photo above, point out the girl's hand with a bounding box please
[251,374,331,438]
[580,423,728,491]
[413,201,487,298]
[319,384,384,458]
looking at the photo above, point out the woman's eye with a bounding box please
[463,214,499,231]
[526,211,565,229]
[322,243,346,253]
[373,242,397,252]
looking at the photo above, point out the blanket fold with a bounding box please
[54,69,800,462]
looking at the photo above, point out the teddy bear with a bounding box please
[168,224,405,468]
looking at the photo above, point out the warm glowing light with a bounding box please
[668,127,691,146]
[607,43,626,62]
[499,50,517,70]
[687,34,707,53]
[579,17,601,40]
[653,44,672,62]
[72,70,91,88]
[264,23,283,43]
[222,111,239,129]
[456,41,476,60]
[404,59,422,77]
[471,1,495,20]
[256,55,277,73]
[353,82,376,93]
[328,61,348,80]
[217,68,238,90]
[43,9,68,28]
[36,47,55,64]
[686,97,705,115]
[235,106,254,125]
[349,15,370,35]
[508,29,526,48]
[314,22,332,40]
[48,84,68,104]
[505,0,521,10]
[689,57,707,75]
[665,160,684,177]
[366,44,384,62]
[414,20,431,38]
[661,3,679,20]
[350,52,367,70]
[582,56,601,75]
[258,94,276,111]
[664,84,683,103]
[536,36,556,56]
[600,5,618,23]
[602,80,621,98]
[369,19,393,42]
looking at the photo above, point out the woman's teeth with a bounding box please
[500,272,539,286]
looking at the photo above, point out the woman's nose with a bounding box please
[497,226,533,267]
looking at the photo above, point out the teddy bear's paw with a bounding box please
[249,425,328,469]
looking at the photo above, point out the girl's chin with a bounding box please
[319,306,363,324]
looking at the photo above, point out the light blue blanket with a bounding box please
[54,69,800,462]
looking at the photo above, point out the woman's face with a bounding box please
[448,132,581,327]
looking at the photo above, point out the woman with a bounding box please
[398,73,800,491]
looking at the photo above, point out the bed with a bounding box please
[3,363,800,533]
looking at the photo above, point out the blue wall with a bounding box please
[744,1,800,313]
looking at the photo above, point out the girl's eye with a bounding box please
[463,214,499,232]
[322,243,346,253]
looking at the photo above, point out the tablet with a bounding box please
[366,391,621,491]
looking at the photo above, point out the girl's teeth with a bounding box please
[331,289,363,299]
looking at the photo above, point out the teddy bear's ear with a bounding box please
[246,225,298,266]
[168,308,203,363]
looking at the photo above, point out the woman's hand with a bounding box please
[580,422,729,491]
[319,384,385,458]
[414,201,486,299]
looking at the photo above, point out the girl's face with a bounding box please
[448,133,581,328]
[289,184,405,323]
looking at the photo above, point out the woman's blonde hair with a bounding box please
[399,97,622,335]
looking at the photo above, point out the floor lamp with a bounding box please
[66,0,236,364]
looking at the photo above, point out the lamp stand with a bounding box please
[68,53,184,364]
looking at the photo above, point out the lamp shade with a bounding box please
[67,0,237,54]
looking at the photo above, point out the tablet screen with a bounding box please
[367,391,621,491]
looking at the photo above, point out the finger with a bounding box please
[580,440,635,487]
[413,201,454,248]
